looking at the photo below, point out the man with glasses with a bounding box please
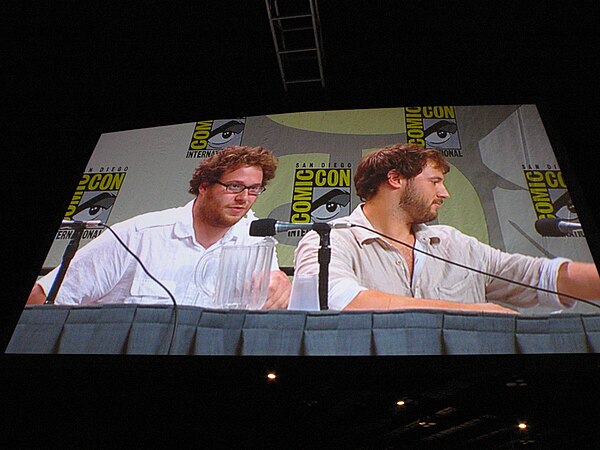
[27,146,291,308]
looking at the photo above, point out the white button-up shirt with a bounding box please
[294,204,569,311]
[38,200,279,307]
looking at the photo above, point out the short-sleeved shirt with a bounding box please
[294,204,569,311]
[38,200,279,307]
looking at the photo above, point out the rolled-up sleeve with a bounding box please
[294,230,367,310]
[481,238,572,311]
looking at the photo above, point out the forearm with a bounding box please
[344,290,517,314]
[26,284,47,305]
[557,262,600,305]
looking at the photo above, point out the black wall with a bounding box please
[4,2,599,446]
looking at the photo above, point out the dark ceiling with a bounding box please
[5,1,600,448]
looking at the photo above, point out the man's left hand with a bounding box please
[262,270,291,310]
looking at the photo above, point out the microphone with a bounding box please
[60,220,103,229]
[534,218,582,236]
[249,218,352,236]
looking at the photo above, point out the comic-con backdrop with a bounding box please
[42,105,596,314]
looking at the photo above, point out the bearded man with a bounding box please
[294,143,599,312]
[28,146,291,308]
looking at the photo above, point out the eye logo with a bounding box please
[424,120,458,146]
[207,120,245,149]
[72,192,117,223]
[59,171,126,240]
[405,106,462,153]
[524,169,579,223]
[547,191,577,223]
[311,188,351,221]
[187,119,246,158]
[290,168,352,227]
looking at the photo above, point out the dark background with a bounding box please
[4,2,600,447]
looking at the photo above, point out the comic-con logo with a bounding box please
[404,106,462,157]
[186,118,246,158]
[289,166,352,237]
[523,167,582,237]
[57,170,126,240]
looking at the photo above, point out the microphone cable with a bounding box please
[347,223,600,310]
[101,223,179,354]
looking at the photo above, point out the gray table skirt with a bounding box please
[6,304,600,355]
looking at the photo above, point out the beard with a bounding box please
[398,180,441,224]
[195,189,251,229]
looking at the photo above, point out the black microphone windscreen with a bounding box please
[534,218,564,237]
[249,218,277,236]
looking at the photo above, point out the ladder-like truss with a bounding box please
[265,0,325,91]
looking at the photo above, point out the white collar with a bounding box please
[173,199,256,245]
[340,204,442,247]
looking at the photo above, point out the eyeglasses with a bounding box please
[216,181,266,195]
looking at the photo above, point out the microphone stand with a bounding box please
[312,222,331,310]
[45,222,86,304]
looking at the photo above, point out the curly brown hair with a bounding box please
[189,146,278,195]
[354,143,450,200]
